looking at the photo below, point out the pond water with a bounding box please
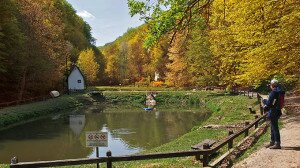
[0,105,209,163]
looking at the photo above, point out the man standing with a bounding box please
[263,79,283,149]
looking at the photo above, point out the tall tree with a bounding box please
[165,31,191,87]
[209,0,242,88]
[186,28,218,87]
[128,0,212,48]
[0,0,27,101]
[77,48,100,85]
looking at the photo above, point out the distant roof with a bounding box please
[68,64,85,79]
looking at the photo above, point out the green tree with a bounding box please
[0,0,100,102]
[55,0,95,62]
[0,0,27,101]
[128,0,211,48]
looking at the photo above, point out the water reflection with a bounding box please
[0,106,209,163]
[69,115,85,136]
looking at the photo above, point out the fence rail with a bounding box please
[10,92,267,168]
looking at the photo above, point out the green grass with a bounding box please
[92,86,178,91]
[0,93,91,131]
[0,165,9,168]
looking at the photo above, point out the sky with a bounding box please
[66,0,144,46]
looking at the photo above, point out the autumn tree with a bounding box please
[128,0,300,89]
[226,0,300,86]
[77,48,101,85]
[0,0,100,102]
[186,27,218,87]
[101,25,169,85]
[165,31,191,87]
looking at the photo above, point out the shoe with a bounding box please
[269,144,281,149]
[264,142,274,148]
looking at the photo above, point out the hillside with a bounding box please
[101,0,300,90]
[0,0,104,102]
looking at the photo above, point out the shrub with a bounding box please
[152,81,164,87]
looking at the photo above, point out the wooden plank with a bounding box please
[209,148,235,167]
[209,124,267,167]
[10,150,212,168]
[10,158,107,168]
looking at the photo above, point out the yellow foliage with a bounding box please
[152,81,164,87]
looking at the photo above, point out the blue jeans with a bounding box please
[270,118,280,144]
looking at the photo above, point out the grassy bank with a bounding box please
[93,86,178,91]
[0,93,91,131]
[103,91,211,108]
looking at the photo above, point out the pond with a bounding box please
[0,105,209,163]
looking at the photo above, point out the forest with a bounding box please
[1,0,299,102]
[102,0,299,89]
[0,0,104,102]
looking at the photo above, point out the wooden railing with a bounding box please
[10,92,268,168]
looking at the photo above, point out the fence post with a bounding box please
[195,152,200,161]
[245,121,250,137]
[202,143,210,167]
[248,107,255,114]
[10,156,18,167]
[259,95,264,115]
[255,115,259,128]
[260,106,264,115]
[96,147,99,168]
[228,130,234,150]
[106,150,112,168]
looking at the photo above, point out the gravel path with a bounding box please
[233,91,300,168]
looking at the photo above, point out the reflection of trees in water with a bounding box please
[69,115,86,136]
[0,116,92,163]
[98,108,209,150]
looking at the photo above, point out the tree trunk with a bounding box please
[18,68,27,101]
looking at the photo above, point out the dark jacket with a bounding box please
[263,87,283,119]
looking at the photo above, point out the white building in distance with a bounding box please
[68,65,85,91]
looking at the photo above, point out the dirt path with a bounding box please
[233,90,300,168]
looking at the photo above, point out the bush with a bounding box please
[152,81,164,87]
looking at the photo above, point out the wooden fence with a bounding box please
[10,93,267,168]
